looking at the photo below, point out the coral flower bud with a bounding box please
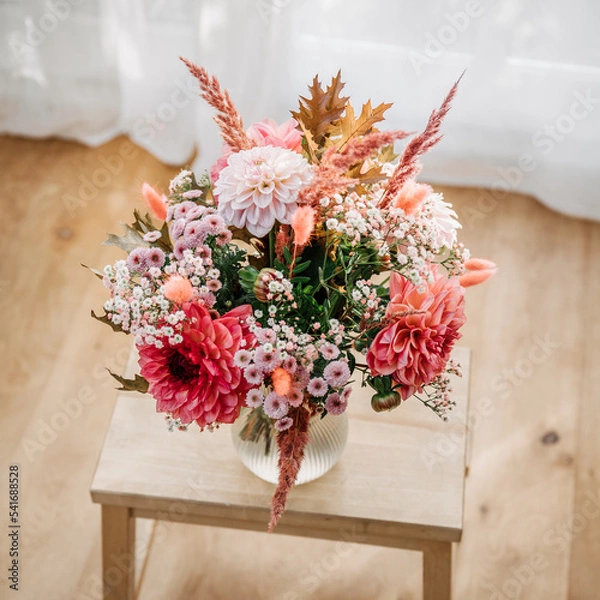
[392,179,432,215]
[272,367,293,397]
[142,182,168,221]
[162,275,194,304]
[459,268,496,288]
[464,258,497,271]
[254,268,277,303]
[371,391,403,412]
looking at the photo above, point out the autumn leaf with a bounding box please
[297,120,320,164]
[108,370,149,394]
[102,223,148,253]
[379,144,399,164]
[291,71,349,147]
[91,309,128,333]
[330,100,393,151]
[81,263,104,280]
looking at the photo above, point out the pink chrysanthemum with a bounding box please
[147,248,165,268]
[286,387,304,407]
[233,349,252,368]
[264,392,289,419]
[245,388,264,408]
[274,416,294,432]
[325,393,347,415]
[243,364,264,385]
[282,355,297,373]
[184,221,205,245]
[320,343,340,360]
[367,271,465,400]
[127,247,149,273]
[214,145,313,237]
[307,377,327,397]
[293,366,311,390]
[173,201,197,220]
[254,347,281,372]
[138,302,255,428]
[323,360,351,388]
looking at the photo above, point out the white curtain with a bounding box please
[2,0,600,220]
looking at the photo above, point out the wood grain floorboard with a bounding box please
[0,135,597,600]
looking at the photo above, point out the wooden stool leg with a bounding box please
[423,541,452,600]
[101,505,135,600]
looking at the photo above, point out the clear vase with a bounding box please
[231,408,349,485]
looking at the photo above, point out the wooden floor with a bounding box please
[0,134,598,600]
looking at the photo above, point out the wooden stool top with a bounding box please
[91,348,470,547]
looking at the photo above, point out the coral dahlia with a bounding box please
[214,145,313,237]
[137,302,254,428]
[367,271,466,399]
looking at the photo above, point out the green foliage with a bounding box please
[210,243,249,312]
[239,266,259,294]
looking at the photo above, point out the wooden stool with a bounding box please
[91,348,470,600]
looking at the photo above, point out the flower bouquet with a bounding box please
[90,58,496,531]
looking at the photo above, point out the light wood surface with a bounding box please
[91,348,470,549]
[1,134,598,599]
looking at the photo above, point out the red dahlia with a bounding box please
[138,302,254,428]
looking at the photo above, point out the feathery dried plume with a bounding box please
[380,73,464,208]
[268,405,310,532]
[291,206,316,248]
[459,268,496,288]
[180,57,252,152]
[298,130,408,208]
[274,225,291,262]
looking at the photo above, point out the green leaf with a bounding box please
[347,352,356,374]
[239,266,259,293]
[108,370,149,393]
[291,276,310,285]
[283,246,292,264]
[91,309,128,334]
[292,260,312,275]
[102,224,148,253]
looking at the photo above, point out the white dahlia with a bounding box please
[425,193,462,248]
[214,145,313,237]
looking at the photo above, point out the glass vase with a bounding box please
[231,408,348,485]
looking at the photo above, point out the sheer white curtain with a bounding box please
[2,0,600,219]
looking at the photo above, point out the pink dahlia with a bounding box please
[367,271,466,400]
[246,118,303,153]
[138,302,254,428]
[214,145,313,237]
[210,118,303,185]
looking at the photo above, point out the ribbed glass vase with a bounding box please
[231,408,348,485]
